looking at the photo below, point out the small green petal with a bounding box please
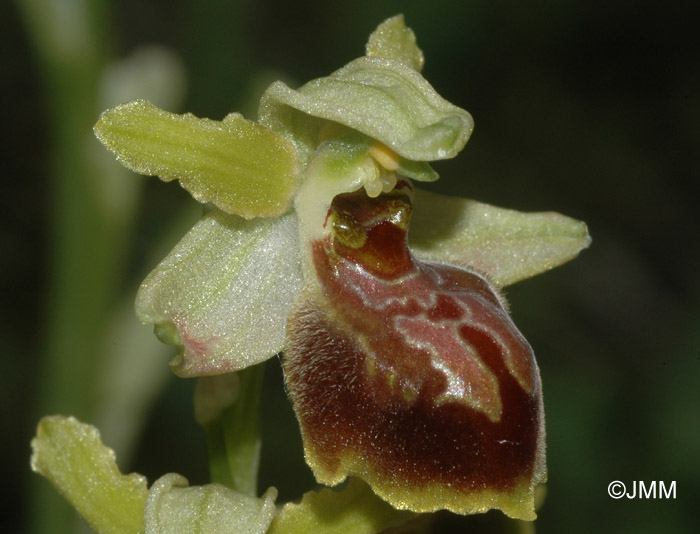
[259,57,473,165]
[396,158,438,182]
[267,478,413,534]
[94,100,300,218]
[145,473,277,534]
[409,189,591,287]
[311,127,439,183]
[30,416,148,534]
[366,14,424,72]
[136,208,303,376]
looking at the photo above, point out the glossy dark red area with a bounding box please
[426,293,465,321]
[329,187,414,280]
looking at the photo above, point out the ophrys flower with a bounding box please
[94,14,590,520]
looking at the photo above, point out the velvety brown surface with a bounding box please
[286,304,541,492]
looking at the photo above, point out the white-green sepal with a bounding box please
[366,14,424,72]
[145,474,277,534]
[136,209,303,376]
[409,189,591,287]
[259,57,473,166]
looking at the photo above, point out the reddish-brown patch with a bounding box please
[286,303,540,492]
[329,188,414,280]
[284,184,543,497]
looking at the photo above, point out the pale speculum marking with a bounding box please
[325,255,535,422]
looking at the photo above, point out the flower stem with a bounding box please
[196,363,266,496]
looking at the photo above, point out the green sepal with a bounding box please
[136,208,303,376]
[145,473,277,534]
[366,14,424,72]
[94,100,301,218]
[30,416,148,534]
[267,478,414,534]
[409,188,591,287]
[259,57,473,166]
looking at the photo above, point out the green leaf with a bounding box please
[366,14,424,72]
[30,416,148,534]
[259,57,473,166]
[145,474,277,534]
[267,479,413,534]
[135,208,303,377]
[94,100,300,218]
[409,189,591,287]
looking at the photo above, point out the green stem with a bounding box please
[199,363,266,496]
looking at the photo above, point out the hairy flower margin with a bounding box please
[32,15,590,533]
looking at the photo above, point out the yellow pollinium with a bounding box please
[361,143,400,198]
[368,142,401,171]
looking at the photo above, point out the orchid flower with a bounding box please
[33,14,590,531]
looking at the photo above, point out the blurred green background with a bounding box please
[2,0,699,532]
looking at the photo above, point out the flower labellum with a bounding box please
[285,181,545,519]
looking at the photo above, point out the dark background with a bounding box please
[3,1,699,532]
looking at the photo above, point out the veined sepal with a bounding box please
[410,188,592,287]
[136,208,303,376]
[258,57,473,167]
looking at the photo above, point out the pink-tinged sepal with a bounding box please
[284,183,546,519]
